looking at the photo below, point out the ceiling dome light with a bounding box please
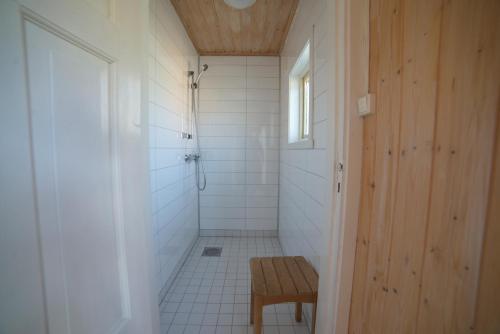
[223,0,256,10]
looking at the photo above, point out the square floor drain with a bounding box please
[202,247,222,257]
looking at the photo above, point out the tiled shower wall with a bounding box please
[198,56,280,233]
[279,0,332,271]
[148,0,199,298]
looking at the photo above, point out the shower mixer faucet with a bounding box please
[184,153,200,162]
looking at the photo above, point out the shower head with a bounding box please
[192,64,208,88]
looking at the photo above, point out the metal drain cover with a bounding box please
[202,247,222,257]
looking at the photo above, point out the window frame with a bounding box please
[300,71,311,139]
[288,37,314,149]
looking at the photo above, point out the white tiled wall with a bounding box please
[279,0,332,271]
[198,56,280,232]
[149,0,199,298]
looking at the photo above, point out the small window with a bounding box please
[288,40,313,149]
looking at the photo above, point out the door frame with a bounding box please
[315,0,368,333]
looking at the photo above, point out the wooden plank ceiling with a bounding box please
[170,0,298,56]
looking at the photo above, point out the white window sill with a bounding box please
[288,138,314,149]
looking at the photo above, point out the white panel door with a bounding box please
[0,1,157,334]
[26,22,126,334]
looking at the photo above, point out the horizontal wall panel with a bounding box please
[246,196,279,208]
[198,101,246,113]
[198,125,247,137]
[247,101,280,114]
[202,184,246,196]
[204,64,246,77]
[246,149,280,161]
[200,218,246,230]
[199,88,246,101]
[199,136,246,149]
[203,161,246,173]
[200,207,246,219]
[246,125,280,138]
[247,65,279,77]
[246,137,280,150]
[246,56,279,66]
[202,149,246,161]
[246,173,279,185]
[247,89,280,102]
[201,76,246,89]
[201,56,247,65]
[246,208,278,220]
[247,113,280,126]
[204,172,246,185]
[200,195,246,208]
[245,219,277,230]
[198,112,246,125]
[246,77,280,89]
[246,185,279,197]
[246,161,279,173]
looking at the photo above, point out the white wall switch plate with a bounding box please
[357,93,375,117]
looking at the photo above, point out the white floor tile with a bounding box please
[185,325,201,334]
[163,302,180,313]
[159,237,311,334]
[217,313,233,325]
[173,312,190,325]
[220,303,234,314]
[160,312,175,324]
[231,325,248,334]
[232,313,248,325]
[206,303,221,313]
[189,313,205,325]
[262,326,279,334]
[168,324,185,334]
[190,303,206,313]
[278,326,296,334]
[203,313,219,325]
[179,302,194,313]
[215,325,232,334]
[199,325,216,334]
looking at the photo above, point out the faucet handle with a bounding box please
[184,153,201,162]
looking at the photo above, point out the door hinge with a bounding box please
[336,162,344,193]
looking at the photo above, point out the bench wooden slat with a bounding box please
[284,257,311,294]
[295,256,319,292]
[272,257,297,296]
[250,256,318,334]
[260,258,282,296]
[250,257,267,296]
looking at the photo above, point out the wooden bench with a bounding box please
[249,256,318,334]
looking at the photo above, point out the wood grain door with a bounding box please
[348,0,500,333]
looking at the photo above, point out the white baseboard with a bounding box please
[199,229,278,237]
[158,233,198,304]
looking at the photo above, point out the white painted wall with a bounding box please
[198,56,280,232]
[279,0,332,271]
[148,0,199,298]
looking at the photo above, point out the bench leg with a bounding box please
[295,302,302,322]
[311,301,317,334]
[253,296,263,334]
[250,290,254,324]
